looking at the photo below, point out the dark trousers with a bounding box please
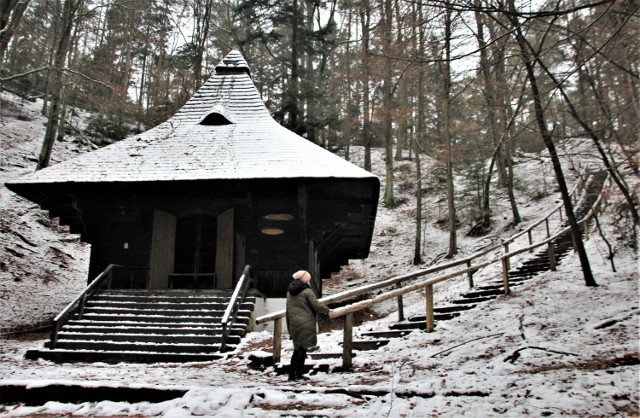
[290,346,307,377]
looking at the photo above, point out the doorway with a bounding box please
[172,214,217,289]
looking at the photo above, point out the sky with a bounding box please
[0,89,638,417]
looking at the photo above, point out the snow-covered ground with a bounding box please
[0,91,638,416]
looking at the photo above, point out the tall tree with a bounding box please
[413,2,425,265]
[381,0,396,207]
[504,0,596,286]
[360,1,373,171]
[0,0,31,66]
[37,0,83,170]
[442,5,457,258]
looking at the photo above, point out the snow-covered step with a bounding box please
[50,340,224,354]
[63,323,246,335]
[27,289,257,363]
[75,313,251,324]
[25,349,224,363]
[85,301,250,310]
[52,332,241,345]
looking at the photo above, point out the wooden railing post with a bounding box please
[50,321,61,348]
[527,230,533,247]
[425,285,434,332]
[396,281,404,321]
[503,243,510,271]
[78,295,87,320]
[273,317,282,365]
[583,219,590,240]
[466,261,474,288]
[342,313,353,370]
[501,257,511,295]
[548,241,557,271]
[107,268,114,289]
[545,219,550,238]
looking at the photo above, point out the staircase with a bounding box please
[380,170,608,336]
[262,170,608,375]
[26,289,256,363]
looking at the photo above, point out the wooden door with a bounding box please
[215,208,234,289]
[148,210,176,289]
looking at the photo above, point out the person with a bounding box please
[285,270,335,381]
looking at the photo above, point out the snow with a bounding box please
[0,90,638,416]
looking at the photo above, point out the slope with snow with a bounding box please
[0,90,637,417]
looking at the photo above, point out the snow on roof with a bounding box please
[7,50,376,186]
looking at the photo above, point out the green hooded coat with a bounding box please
[286,279,329,350]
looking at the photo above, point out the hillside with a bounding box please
[0,90,638,417]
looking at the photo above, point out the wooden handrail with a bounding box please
[220,265,252,352]
[255,166,610,369]
[256,165,599,326]
[50,263,130,348]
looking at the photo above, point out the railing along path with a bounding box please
[256,165,612,369]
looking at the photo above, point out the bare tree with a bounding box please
[413,2,425,265]
[37,0,83,170]
[360,1,373,172]
[442,5,457,258]
[0,0,31,66]
[504,0,596,287]
[382,0,397,207]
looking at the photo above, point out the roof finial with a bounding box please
[215,50,251,77]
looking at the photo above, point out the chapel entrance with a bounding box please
[148,209,234,290]
[171,214,217,289]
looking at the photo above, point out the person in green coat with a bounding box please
[286,270,336,381]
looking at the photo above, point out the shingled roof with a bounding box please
[8,50,376,187]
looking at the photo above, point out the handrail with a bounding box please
[256,166,611,368]
[255,166,595,326]
[501,162,593,247]
[220,265,252,352]
[50,263,123,348]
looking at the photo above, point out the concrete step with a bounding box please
[339,339,389,351]
[54,331,241,345]
[85,301,254,311]
[25,349,223,363]
[48,340,224,354]
[360,330,412,339]
[461,288,503,298]
[74,313,251,324]
[451,296,493,305]
[63,323,246,335]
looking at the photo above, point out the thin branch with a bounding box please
[430,332,504,357]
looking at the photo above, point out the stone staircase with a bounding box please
[265,170,608,375]
[26,289,256,363]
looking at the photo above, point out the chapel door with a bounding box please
[172,214,217,288]
[148,210,176,289]
[215,208,234,289]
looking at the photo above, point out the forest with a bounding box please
[0,0,638,272]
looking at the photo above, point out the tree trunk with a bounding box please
[192,0,212,91]
[382,0,396,207]
[443,7,456,258]
[507,0,596,286]
[37,0,80,170]
[0,0,31,66]
[413,3,425,265]
[360,3,371,172]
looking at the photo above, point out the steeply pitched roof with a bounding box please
[8,50,376,186]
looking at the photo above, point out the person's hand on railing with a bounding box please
[328,309,339,319]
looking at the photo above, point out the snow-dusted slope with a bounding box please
[0,89,637,417]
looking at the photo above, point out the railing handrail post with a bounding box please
[273,317,282,365]
[220,265,252,352]
[396,281,404,322]
[342,312,353,370]
[425,284,434,332]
